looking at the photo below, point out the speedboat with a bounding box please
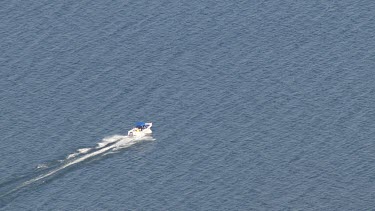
[128,122,153,137]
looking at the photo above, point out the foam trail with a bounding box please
[66,148,92,159]
[24,143,116,185]
[78,148,91,153]
[1,135,149,197]
[36,164,48,169]
[24,136,135,185]
[96,135,124,149]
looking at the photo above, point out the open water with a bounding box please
[1,0,375,210]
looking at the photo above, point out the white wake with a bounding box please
[1,135,154,197]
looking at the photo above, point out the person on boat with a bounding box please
[136,122,145,131]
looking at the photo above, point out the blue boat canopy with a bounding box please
[136,122,146,127]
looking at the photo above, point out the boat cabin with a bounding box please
[136,122,147,130]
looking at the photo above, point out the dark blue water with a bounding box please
[1,0,375,210]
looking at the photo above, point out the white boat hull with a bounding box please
[128,122,152,137]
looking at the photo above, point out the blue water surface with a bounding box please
[1,0,375,210]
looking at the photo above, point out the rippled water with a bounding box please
[1,0,375,210]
